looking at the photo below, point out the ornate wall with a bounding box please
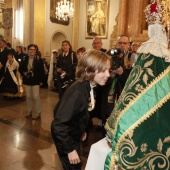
[4,0,12,43]
[34,0,45,55]
[110,0,150,47]
[3,0,151,54]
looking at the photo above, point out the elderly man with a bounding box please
[92,37,107,52]
[116,34,130,52]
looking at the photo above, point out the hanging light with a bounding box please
[55,0,74,21]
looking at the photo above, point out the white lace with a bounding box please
[47,52,54,89]
[137,23,170,62]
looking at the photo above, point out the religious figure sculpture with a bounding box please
[105,0,170,169]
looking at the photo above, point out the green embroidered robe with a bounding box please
[105,53,170,170]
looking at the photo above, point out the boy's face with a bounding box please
[93,59,110,86]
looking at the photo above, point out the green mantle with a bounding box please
[105,53,170,170]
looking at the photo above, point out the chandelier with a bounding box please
[55,0,74,21]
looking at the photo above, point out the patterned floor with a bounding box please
[0,88,103,170]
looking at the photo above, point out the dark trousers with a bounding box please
[51,128,82,170]
[57,80,64,98]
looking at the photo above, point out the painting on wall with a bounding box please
[86,0,109,39]
[50,0,69,26]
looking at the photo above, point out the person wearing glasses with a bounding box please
[117,34,130,51]
[99,36,132,128]
[92,36,107,52]
[19,44,45,120]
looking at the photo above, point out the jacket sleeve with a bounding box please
[73,52,78,64]
[38,58,45,83]
[52,88,83,154]
[19,56,28,77]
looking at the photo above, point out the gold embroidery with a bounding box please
[106,65,170,169]
[105,54,154,137]
[118,132,170,169]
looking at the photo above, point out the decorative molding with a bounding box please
[110,0,149,47]
[2,8,12,29]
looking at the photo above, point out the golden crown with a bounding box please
[144,0,170,31]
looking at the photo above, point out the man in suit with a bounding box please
[0,39,10,80]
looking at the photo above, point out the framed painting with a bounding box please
[86,0,109,39]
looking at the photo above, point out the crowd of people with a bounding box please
[0,41,46,119]
[0,35,141,169]
[1,0,170,169]
[0,40,27,97]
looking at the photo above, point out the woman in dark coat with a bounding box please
[55,40,78,98]
[0,53,23,97]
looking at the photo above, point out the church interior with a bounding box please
[1,0,149,60]
[0,0,153,170]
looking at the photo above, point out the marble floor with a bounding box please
[0,88,103,170]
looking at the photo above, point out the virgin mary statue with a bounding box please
[105,0,170,169]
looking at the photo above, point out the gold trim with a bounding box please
[106,65,170,135]
[108,66,170,169]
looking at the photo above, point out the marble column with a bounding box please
[34,0,45,55]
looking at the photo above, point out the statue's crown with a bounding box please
[144,0,170,31]
[144,2,162,25]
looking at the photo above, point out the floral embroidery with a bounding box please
[118,132,170,169]
[141,143,147,152]
[135,84,144,92]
